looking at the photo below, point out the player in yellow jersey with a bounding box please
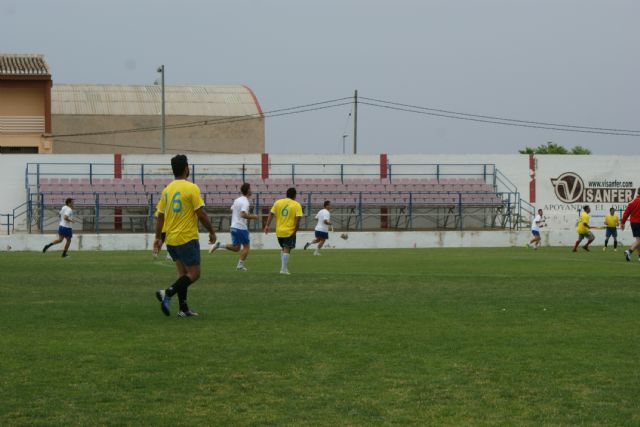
[263,187,303,275]
[154,155,217,317]
[572,205,595,252]
[603,207,619,251]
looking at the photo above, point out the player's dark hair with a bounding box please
[240,183,250,196]
[65,198,74,206]
[637,187,640,197]
[583,205,590,211]
[610,207,615,212]
[286,187,296,199]
[171,154,189,178]
[324,200,331,208]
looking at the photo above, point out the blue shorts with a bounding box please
[531,230,540,237]
[315,230,329,240]
[58,226,73,238]
[167,239,201,267]
[605,227,617,238]
[277,235,296,249]
[231,228,250,246]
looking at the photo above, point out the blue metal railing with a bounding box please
[32,189,514,233]
[1,213,12,235]
[495,169,517,193]
[1,199,33,235]
[26,162,499,189]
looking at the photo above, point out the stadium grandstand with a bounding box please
[14,156,529,235]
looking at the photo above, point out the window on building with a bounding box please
[0,146,39,154]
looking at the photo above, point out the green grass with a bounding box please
[1,246,639,426]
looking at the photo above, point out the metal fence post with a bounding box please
[292,164,296,183]
[458,193,463,231]
[358,192,363,230]
[39,193,44,233]
[89,163,93,185]
[141,164,145,185]
[255,193,261,232]
[305,192,311,229]
[517,193,522,230]
[148,194,154,233]
[436,164,440,182]
[242,164,246,182]
[95,193,100,234]
[27,198,32,233]
[192,164,196,184]
[409,192,413,230]
[507,193,512,229]
[340,164,344,183]
[36,163,40,188]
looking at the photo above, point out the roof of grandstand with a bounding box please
[0,53,50,76]
[51,84,262,117]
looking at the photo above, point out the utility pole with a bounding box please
[157,65,166,154]
[353,89,358,154]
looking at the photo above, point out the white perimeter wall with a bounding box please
[1,229,634,252]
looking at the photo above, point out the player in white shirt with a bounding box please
[209,183,258,271]
[304,200,332,256]
[527,209,545,249]
[42,197,75,258]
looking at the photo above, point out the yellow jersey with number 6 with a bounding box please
[271,198,303,238]
[156,180,205,246]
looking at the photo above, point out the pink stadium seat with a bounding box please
[76,196,94,206]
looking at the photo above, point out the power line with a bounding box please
[361,96,640,135]
[51,97,353,138]
[50,92,639,144]
[359,100,640,137]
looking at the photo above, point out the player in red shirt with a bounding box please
[621,187,640,262]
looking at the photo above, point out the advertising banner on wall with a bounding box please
[533,156,637,230]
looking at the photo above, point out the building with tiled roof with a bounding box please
[0,54,50,76]
[0,54,53,154]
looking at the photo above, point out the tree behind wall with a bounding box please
[519,142,591,155]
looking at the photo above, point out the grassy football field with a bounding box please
[1,246,639,426]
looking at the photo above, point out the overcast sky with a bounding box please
[3,0,639,155]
